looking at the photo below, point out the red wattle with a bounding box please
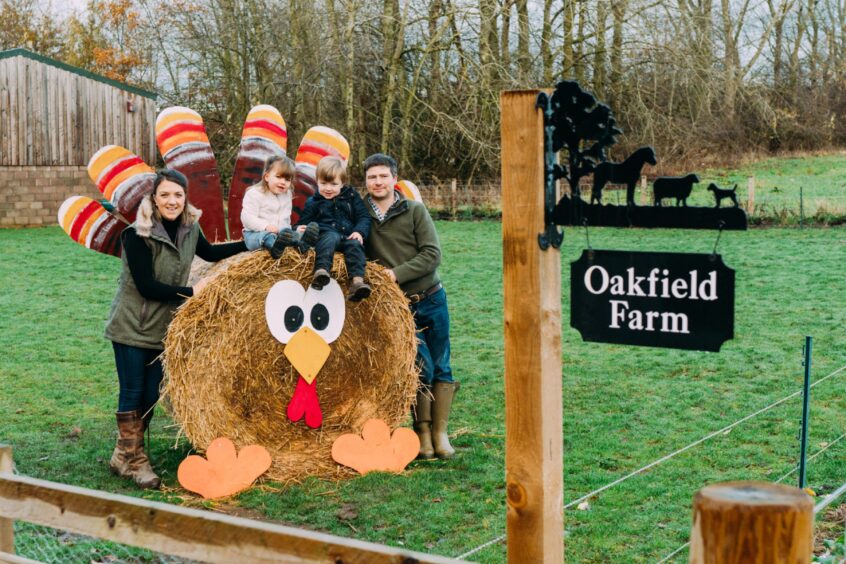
[286,376,322,428]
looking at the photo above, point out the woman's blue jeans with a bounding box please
[112,342,163,415]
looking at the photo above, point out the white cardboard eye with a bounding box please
[265,280,307,344]
[303,278,346,344]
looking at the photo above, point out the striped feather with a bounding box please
[87,145,155,223]
[228,105,288,239]
[58,196,125,257]
[293,126,350,222]
[395,180,423,203]
[155,107,227,242]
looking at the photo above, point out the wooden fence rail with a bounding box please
[0,445,457,564]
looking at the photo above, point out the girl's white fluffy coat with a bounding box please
[240,184,293,232]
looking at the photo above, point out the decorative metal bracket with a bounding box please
[536,92,564,251]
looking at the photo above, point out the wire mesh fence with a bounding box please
[13,521,195,563]
[417,178,846,225]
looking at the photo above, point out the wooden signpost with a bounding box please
[501,90,564,562]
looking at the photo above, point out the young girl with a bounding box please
[241,155,318,258]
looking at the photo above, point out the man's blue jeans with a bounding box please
[410,287,454,386]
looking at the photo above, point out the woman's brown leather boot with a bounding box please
[110,410,161,489]
[413,388,435,459]
[432,381,460,459]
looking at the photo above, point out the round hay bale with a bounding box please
[162,250,419,482]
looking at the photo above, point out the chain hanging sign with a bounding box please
[571,250,735,352]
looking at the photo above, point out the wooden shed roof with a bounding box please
[0,48,157,100]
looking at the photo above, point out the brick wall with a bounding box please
[0,166,101,228]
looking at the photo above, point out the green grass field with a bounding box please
[1,220,845,563]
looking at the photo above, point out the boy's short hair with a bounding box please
[316,156,348,184]
[363,153,398,177]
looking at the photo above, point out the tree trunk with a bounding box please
[562,0,575,77]
[379,0,407,152]
[343,0,357,154]
[541,0,554,83]
[574,0,587,84]
[608,0,626,107]
[592,0,607,97]
[501,0,512,72]
[516,0,530,80]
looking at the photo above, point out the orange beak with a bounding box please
[283,327,330,384]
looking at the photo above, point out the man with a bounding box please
[363,153,458,460]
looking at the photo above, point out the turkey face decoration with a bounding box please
[265,279,346,428]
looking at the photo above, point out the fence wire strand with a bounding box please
[656,430,846,563]
[456,363,846,562]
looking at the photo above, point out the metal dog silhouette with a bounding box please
[707,183,739,208]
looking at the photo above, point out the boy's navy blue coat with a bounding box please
[296,185,371,238]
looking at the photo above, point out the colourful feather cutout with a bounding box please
[395,180,423,203]
[292,126,350,223]
[87,145,155,223]
[155,107,227,242]
[227,105,288,240]
[57,196,125,257]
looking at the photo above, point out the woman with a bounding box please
[105,169,246,489]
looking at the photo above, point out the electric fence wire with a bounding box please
[456,363,846,562]
[655,430,846,562]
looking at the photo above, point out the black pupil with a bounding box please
[311,304,330,331]
[284,306,304,332]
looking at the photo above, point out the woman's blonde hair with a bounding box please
[316,156,348,184]
[259,154,296,192]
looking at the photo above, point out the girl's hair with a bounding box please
[260,155,296,192]
[316,156,348,184]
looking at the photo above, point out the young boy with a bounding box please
[296,156,372,301]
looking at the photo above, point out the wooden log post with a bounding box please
[0,445,13,555]
[689,481,813,564]
[746,176,756,215]
[501,90,564,562]
[450,178,458,218]
[640,174,648,205]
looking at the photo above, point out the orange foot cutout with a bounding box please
[177,437,272,499]
[331,419,420,475]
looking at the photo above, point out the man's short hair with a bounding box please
[363,153,398,177]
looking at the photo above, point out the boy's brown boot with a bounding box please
[347,277,371,301]
[432,381,460,459]
[110,410,161,489]
[412,388,435,459]
[312,268,331,289]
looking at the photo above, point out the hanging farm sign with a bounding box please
[570,250,735,352]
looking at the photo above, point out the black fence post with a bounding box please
[798,336,812,489]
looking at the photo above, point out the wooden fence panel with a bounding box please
[0,53,157,167]
[0,444,458,564]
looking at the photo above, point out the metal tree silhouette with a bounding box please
[543,80,622,200]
